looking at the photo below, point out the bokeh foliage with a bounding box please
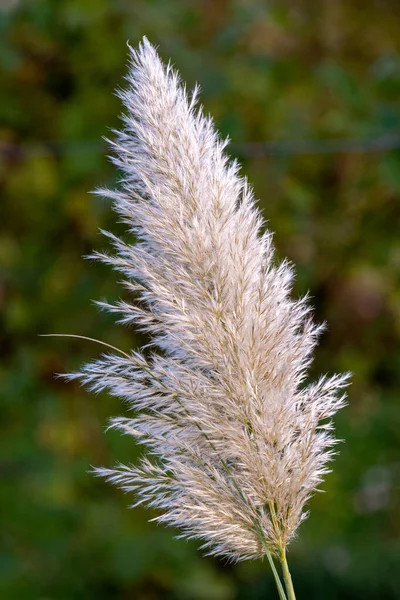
[1,1,400,598]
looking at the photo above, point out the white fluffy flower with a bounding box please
[69,37,349,564]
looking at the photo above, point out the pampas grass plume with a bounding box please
[61,38,349,599]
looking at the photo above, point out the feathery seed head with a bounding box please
[74,37,350,561]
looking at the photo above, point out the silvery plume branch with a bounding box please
[56,37,350,600]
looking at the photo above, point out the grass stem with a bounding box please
[280,549,296,600]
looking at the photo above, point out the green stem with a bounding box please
[264,549,287,600]
[280,549,296,600]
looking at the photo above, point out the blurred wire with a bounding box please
[233,132,400,157]
[1,132,400,160]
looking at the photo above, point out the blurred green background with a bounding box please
[1,1,400,598]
